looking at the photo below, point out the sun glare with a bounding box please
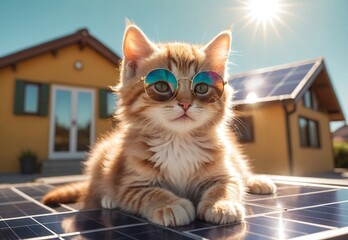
[248,0,280,23]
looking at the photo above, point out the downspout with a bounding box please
[282,100,297,176]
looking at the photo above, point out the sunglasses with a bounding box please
[135,69,226,103]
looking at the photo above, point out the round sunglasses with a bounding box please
[135,69,226,103]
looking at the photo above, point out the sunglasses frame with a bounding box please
[133,68,227,103]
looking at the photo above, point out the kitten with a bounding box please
[43,23,276,227]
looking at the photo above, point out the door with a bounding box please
[49,86,95,159]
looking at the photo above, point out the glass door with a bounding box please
[49,86,95,159]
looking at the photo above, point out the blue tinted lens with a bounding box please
[145,69,178,102]
[192,71,224,103]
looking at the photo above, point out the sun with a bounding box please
[247,0,280,23]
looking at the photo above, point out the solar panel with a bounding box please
[1,179,348,239]
[229,62,316,103]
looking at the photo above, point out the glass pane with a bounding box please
[77,92,92,152]
[309,120,319,147]
[107,92,118,116]
[299,118,308,147]
[303,91,312,108]
[24,84,39,113]
[54,90,71,152]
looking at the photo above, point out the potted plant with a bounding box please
[19,150,37,174]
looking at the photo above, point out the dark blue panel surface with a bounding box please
[1,181,348,240]
[269,201,348,228]
[250,189,348,209]
[34,210,145,235]
[16,185,52,198]
[269,82,298,96]
[0,217,55,239]
[63,230,133,240]
[0,202,51,218]
[229,62,316,101]
[0,189,25,202]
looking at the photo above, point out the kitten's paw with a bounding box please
[197,200,245,224]
[247,175,276,194]
[148,198,195,227]
[101,196,118,209]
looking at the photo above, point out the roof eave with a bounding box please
[0,29,121,69]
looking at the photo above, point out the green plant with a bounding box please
[333,142,348,168]
[20,150,37,159]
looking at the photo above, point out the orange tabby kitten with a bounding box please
[43,24,276,227]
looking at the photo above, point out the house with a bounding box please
[229,58,345,176]
[0,29,121,174]
[332,125,348,143]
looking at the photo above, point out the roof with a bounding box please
[333,125,348,140]
[0,29,121,69]
[229,58,345,121]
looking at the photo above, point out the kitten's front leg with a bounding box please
[197,181,245,224]
[102,187,195,227]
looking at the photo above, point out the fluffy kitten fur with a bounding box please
[43,24,276,227]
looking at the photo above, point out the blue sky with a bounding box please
[1,0,347,130]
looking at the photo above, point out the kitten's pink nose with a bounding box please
[178,102,192,111]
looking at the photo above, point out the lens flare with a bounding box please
[248,0,280,23]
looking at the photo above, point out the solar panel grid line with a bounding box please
[56,204,76,212]
[29,217,59,239]
[58,222,148,238]
[229,58,321,80]
[244,203,282,217]
[264,215,338,231]
[26,236,61,240]
[266,66,298,97]
[10,187,57,214]
[276,199,348,214]
[0,200,29,207]
[289,226,348,240]
[271,177,348,188]
[246,188,338,202]
[232,94,292,105]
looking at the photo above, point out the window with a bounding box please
[303,90,312,108]
[233,116,254,143]
[99,88,118,118]
[24,83,39,114]
[106,91,118,116]
[299,117,320,148]
[14,80,49,116]
[303,89,319,111]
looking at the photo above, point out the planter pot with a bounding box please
[20,157,36,174]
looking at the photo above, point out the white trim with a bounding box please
[230,58,322,79]
[49,85,95,160]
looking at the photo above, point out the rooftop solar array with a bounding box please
[229,59,321,104]
[1,178,348,239]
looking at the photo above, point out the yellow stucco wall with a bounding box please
[290,99,334,175]
[236,103,290,175]
[0,44,119,173]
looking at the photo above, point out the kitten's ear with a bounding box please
[123,24,155,63]
[202,31,231,73]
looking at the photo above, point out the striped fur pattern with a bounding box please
[43,24,276,226]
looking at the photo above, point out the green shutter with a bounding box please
[99,88,108,118]
[38,83,49,116]
[14,80,25,115]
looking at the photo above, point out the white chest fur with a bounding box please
[148,133,214,186]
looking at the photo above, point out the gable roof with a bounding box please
[333,125,348,139]
[0,29,121,69]
[229,58,345,121]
